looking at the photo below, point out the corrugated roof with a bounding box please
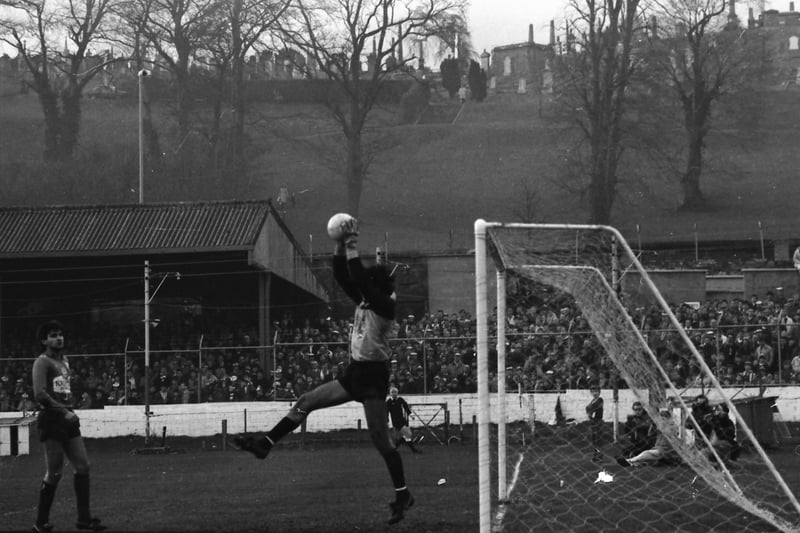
[0,201,272,257]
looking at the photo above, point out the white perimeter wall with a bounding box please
[3,387,799,438]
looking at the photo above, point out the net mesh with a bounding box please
[483,224,800,533]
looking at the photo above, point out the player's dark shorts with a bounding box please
[337,360,390,402]
[37,409,81,443]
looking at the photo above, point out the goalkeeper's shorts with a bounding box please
[337,360,390,403]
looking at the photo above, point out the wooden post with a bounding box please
[222,419,228,451]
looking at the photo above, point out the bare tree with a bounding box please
[201,0,290,168]
[278,0,466,217]
[553,0,644,224]
[513,181,541,223]
[427,11,472,62]
[649,0,765,210]
[110,0,163,169]
[122,0,226,150]
[1,0,117,160]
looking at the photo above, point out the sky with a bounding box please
[0,1,786,60]
[0,1,565,58]
[467,0,568,54]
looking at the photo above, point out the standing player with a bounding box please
[386,386,421,454]
[234,217,414,524]
[586,384,604,461]
[32,321,105,532]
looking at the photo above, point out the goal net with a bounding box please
[474,221,800,533]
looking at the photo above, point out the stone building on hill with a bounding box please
[745,2,800,86]
[489,22,555,95]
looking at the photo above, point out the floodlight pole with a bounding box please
[137,69,149,204]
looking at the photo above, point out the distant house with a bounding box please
[748,3,800,85]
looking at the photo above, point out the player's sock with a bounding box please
[74,472,91,523]
[267,417,301,444]
[381,449,406,489]
[36,481,57,527]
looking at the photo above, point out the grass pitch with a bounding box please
[1,434,477,533]
[2,429,799,532]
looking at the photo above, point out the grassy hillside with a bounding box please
[1,87,799,256]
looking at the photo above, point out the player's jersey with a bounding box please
[350,303,393,362]
[586,397,603,421]
[387,396,411,428]
[35,354,73,408]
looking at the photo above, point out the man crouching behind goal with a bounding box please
[234,216,414,525]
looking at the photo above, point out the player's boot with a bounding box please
[76,517,106,531]
[233,433,272,459]
[406,438,421,454]
[31,523,53,533]
[388,490,415,524]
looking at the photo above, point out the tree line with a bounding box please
[0,0,467,214]
[547,0,766,223]
[0,0,773,223]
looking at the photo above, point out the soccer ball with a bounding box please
[326,213,354,241]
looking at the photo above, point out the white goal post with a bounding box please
[474,220,800,533]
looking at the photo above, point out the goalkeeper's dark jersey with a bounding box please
[387,396,411,428]
[333,254,395,363]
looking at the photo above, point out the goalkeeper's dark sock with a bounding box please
[266,417,301,444]
[36,480,58,526]
[381,449,406,490]
[74,472,91,522]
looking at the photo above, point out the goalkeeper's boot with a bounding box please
[76,517,106,531]
[234,433,272,459]
[31,523,53,533]
[388,490,415,525]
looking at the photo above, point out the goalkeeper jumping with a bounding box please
[234,216,414,525]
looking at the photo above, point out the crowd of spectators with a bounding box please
[2,282,800,412]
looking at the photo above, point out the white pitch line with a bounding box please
[493,452,525,532]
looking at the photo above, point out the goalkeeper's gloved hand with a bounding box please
[341,218,359,251]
